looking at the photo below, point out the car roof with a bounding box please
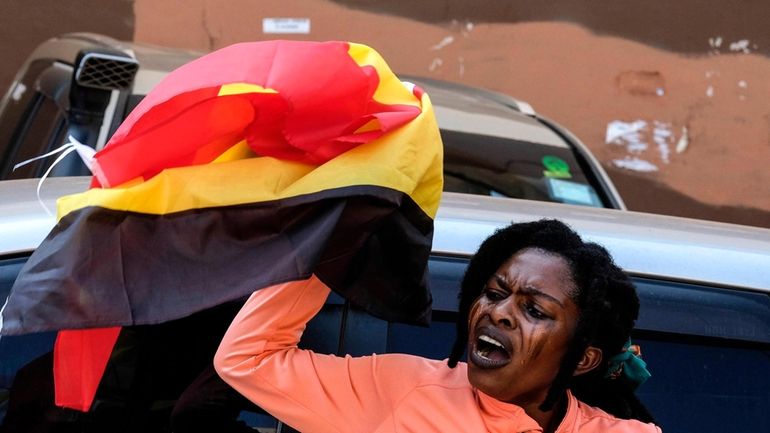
[436,192,770,292]
[1,177,768,293]
[402,76,567,148]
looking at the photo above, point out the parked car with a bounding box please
[0,33,624,209]
[0,176,768,433]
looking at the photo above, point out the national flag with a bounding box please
[1,40,443,411]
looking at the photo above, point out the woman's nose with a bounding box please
[489,299,516,329]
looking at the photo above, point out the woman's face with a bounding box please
[466,247,581,407]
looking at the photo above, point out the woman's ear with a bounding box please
[573,346,603,376]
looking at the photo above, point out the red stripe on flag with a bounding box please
[53,327,121,411]
[93,41,419,187]
[93,90,270,187]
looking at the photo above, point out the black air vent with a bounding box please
[75,53,139,91]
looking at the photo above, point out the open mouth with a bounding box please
[470,332,512,368]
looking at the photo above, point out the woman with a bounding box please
[214,219,660,433]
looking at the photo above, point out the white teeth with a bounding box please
[475,349,491,360]
[478,335,505,350]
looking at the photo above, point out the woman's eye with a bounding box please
[525,303,548,320]
[483,288,506,301]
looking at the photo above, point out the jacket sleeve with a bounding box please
[214,274,424,433]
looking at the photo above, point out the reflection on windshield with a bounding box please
[441,129,603,207]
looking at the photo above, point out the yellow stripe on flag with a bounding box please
[347,43,421,108]
[212,140,257,163]
[217,83,278,96]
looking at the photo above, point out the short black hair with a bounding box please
[448,219,654,423]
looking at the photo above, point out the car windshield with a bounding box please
[442,129,604,207]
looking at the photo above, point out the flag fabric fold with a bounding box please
[1,40,443,411]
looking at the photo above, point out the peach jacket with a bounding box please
[214,275,661,433]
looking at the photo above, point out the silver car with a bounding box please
[0,176,769,432]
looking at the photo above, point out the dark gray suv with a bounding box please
[0,33,624,209]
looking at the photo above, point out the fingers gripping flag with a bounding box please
[1,40,443,411]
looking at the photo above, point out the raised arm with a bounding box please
[214,274,427,433]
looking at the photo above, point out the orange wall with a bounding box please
[133,0,770,216]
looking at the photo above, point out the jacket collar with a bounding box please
[474,389,580,433]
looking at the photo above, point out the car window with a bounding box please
[633,277,770,343]
[631,278,770,432]
[0,60,73,179]
[435,130,605,207]
[634,336,769,432]
[0,60,54,177]
[3,95,70,180]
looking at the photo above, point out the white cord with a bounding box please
[12,135,96,217]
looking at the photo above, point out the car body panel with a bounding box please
[0,178,88,254]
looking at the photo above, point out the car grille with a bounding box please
[75,53,139,91]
